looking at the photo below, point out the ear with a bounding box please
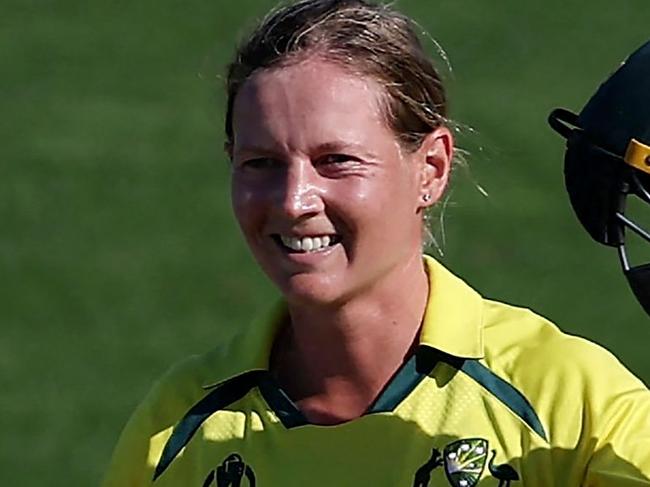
[415,126,453,209]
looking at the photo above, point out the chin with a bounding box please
[274,272,346,308]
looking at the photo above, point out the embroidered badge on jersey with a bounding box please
[202,453,256,487]
[413,439,519,487]
[443,438,488,487]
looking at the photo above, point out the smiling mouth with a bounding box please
[271,234,342,253]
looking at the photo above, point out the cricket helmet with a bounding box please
[548,39,650,314]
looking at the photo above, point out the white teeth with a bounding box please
[280,235,301,251]
[279,235,337,252]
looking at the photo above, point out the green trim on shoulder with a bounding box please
[153,370,265,482]
[258,374,309,428]
[368,347,437,413]
[459,359,548,442]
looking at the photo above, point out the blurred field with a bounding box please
[3,0,650,485]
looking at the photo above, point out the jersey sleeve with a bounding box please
[100,357,205,487]
[501,314,650,486]
[100,393,168,487]
[582,355,650,486]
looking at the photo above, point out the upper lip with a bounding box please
[274,233,337,238]
[268,230,339,238]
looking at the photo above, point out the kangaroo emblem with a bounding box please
[413,448,444,487]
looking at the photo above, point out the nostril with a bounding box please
[279,191,323,218]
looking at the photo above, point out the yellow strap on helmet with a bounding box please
[624,138,650,175]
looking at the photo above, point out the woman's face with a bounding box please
[230,58,450,306]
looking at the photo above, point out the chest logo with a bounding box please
[413,438,519,487]
[202,453,256,487]
[442,438,488,487]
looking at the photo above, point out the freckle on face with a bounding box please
[230,58,425,305]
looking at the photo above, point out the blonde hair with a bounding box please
[224,0,447,153]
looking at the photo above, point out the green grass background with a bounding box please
[3,0,650,484]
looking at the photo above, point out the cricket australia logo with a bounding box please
[442,438,488,487]
[413,438,519,487]
[202,453,256,487]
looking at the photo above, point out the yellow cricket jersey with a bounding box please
[101,256,650,487]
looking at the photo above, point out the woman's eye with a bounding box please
[242,158,280,169]
[319,154,354,165]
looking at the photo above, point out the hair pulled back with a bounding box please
[225,0,447,152]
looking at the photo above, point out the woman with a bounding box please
[102,1,650,486]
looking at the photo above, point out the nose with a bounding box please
[275,159,324,219]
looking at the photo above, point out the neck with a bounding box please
[271,252,430,424]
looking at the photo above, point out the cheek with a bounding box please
[341,171,415,218]
[231,177,264,232]
[360,182,422,251]
[322,183,390,245]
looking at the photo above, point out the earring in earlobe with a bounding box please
[422,194,432,202]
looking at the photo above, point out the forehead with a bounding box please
[231,58,395,154]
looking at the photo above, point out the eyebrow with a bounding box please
[313,141,377,159]
[234,141,378,160]
[233,144,279,159]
